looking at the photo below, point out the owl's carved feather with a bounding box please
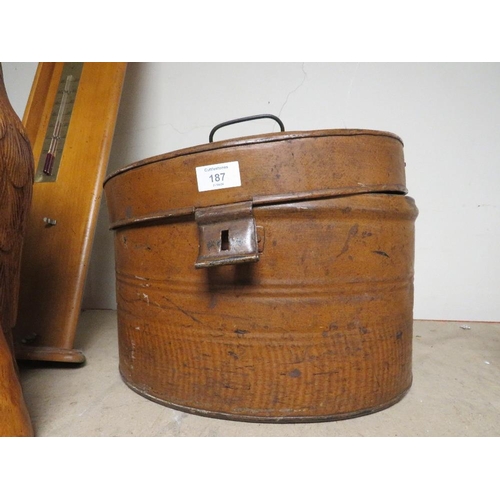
[0,64,34,340]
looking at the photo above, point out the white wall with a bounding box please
[3,62,500,321]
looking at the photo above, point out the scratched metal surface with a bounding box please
[104,129,417,421]
[17,310,500,436]
[109,194,417,421]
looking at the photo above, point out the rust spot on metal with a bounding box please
[322,322,338,337]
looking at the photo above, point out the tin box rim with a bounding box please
[104,128,403,186]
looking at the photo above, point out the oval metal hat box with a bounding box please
[104,115,418,423]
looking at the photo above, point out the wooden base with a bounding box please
[15,345,85,364]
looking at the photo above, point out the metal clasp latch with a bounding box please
[194,201,259,268]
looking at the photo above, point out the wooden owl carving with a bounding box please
[0,63,34,436]
[0,64,34,352]
[0,321,33,436]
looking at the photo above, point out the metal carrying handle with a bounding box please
[209,114,285,143]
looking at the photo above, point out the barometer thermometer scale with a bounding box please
[35,63,83,183]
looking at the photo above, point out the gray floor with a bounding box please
[18,310,500,437]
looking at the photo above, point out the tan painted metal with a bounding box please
[104,126,418,422]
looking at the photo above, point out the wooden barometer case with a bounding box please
[13,62,127,363]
